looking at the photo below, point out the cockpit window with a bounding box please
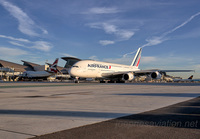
[72,66,79,68]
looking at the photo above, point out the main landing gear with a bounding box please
[116,80,125,83]
[100,80,106,83]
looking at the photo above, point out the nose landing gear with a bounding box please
[74,77,79,83]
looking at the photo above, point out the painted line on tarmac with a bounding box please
[0,83,100,89]
[0,128,37,137]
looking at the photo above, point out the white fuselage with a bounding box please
[69,60,140,78]
[22,71,51,78]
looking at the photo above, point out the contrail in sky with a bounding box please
[162,11,200,37]
[123,11,200,58]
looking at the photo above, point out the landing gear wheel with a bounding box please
[75,80,79,83]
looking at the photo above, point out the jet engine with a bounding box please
[123,72,135,81]
[151,71,162,79]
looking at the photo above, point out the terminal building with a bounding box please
[0,59,28,81]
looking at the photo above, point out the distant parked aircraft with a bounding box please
[20,58,59,80]
[173,75,200,82]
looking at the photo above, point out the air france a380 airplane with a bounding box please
[69,48,194,83]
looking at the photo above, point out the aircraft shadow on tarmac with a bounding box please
[0,110,130,119]
[115,93,200,98]
[110,96,200,129]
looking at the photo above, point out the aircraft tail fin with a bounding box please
[130,47,142,67]
[49,58,59,73]
[188,75,193,79]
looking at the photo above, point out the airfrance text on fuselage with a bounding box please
[88,64,110,69]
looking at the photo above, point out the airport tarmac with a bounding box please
[0,82,200,139]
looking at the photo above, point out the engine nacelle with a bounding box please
[151,71,162,79]
[123,72,135,81]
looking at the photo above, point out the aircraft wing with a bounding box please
[101,69,195,78]
[134,69,195,74]
[153,70,195,72]
[101,70,163,78]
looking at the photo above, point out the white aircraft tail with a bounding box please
[130,48,142,67]
[49,58,59,73]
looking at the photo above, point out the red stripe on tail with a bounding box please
[136,58,140,67]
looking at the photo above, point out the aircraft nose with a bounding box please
[69,67,76,76]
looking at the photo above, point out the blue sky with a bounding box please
[0,0,200,78]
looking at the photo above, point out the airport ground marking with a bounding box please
[0,128,37,137]
[0,83,100,89]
